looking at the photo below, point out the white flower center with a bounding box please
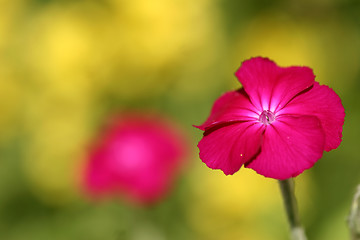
[259,110,275,125]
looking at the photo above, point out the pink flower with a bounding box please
[83,113,187,205]
[195,57,345,179]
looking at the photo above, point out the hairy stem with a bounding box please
[278,178,307,240]
[348,185,360,240]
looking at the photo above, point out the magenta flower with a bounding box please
[83,113,187,205]
[195,57,345,179]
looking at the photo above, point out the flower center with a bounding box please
[259,110,275,125]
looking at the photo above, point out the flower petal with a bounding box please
[278,82,345,151]
[235,57,315,112]
[198,122,264,175]
[194,89,259,131]
[246,115,325,179]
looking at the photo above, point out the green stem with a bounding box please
[278,178,307,240]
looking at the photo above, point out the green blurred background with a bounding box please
[1,0,360,239]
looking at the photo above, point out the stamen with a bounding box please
[259,110,275,125]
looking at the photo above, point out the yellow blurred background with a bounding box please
[0,0,359,239]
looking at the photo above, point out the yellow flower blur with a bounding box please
[231,12,360,90]
[17,0,222,204]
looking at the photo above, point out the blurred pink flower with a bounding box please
[83,113,187,205]
[195,57,345,179]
